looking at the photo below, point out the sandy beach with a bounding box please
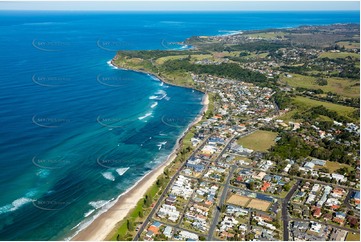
[72,150,178,241]
[72,82,209,241]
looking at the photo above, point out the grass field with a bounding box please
[227,194,251,207]
[237,130,278,152]
[346,232,360,241]
[244,31,286,39]
[246,199,271,211]
[319,51,360,59]
[315,161,354,173]
[336,41,360,49]
[293,96,356,118]
[155,55,189,65]
[281,73,360,98]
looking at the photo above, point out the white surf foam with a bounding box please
[0,197,33,215]
[36,169,50,178]
[115,167,130,176]
[101,172,115,181]
[157,141,168,150]
[84,209,95,218]
[107,60,119,69]
[89,200,111,209]
[150,102,158,108]
[138,112,152,120]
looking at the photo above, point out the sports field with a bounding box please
[237,130,278,152]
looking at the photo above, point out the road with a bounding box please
[207,164,236,240]
[134,128,257,240]
[282,179,300,241]
[133,135,211,240]
[290,217,360,233]
[234,163,355,191]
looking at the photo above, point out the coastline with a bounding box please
[72,62,209,241]
[109,59,204,93]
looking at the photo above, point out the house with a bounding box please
[333,212,346,225]
[306,194,316,204]
[311,184,320,193]
[309,221,322,233]
[226,205,248,217]
[260,182,271,192]
[323,213,333,221]
[163,226,172,238]
[351,191,360,204]
[165,195,177,205]
[145,231,154,239]
[332,173,347,183]
[311,158,326,166]
[316,186,332,207]
[157,204,180,222]
[312,207,322,218]
[331,188,345,198]
[147,225,159,235]
[304,162,315,170]
[253,171,267,180]
[283,164,292,173]
[179,230,198,240]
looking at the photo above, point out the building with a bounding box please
[329,228,348,241]
[163,226,173,238]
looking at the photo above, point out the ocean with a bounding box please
[0,11,359,240]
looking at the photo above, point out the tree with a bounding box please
[289,164,300,176]
[249,181,255,190]
[127,220,134,231]
[316,78,328,86]
[144,194,153,207]
[319,167,330,173]
[283,182,292,192]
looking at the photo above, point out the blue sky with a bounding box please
[0,1,359,11]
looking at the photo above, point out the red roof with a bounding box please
[148,225,159,234]
[260,182,271,192]
[313,207,321,217]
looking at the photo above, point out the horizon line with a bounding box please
[0,9,360,11]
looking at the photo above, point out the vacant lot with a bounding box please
[319,51,360,59]
[293,96,356,119]
[244,31,286,39]
[346,232,360,241]
[227,194,251,207]
[237,130,278,152]
[247,199,271,211]
[281,73,360,98]
[315,160,354,173]
[336,41,360,49]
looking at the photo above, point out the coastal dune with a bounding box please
[72,93,209,241]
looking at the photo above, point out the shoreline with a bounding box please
[72,62,209,241]
[109,59,204,93]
